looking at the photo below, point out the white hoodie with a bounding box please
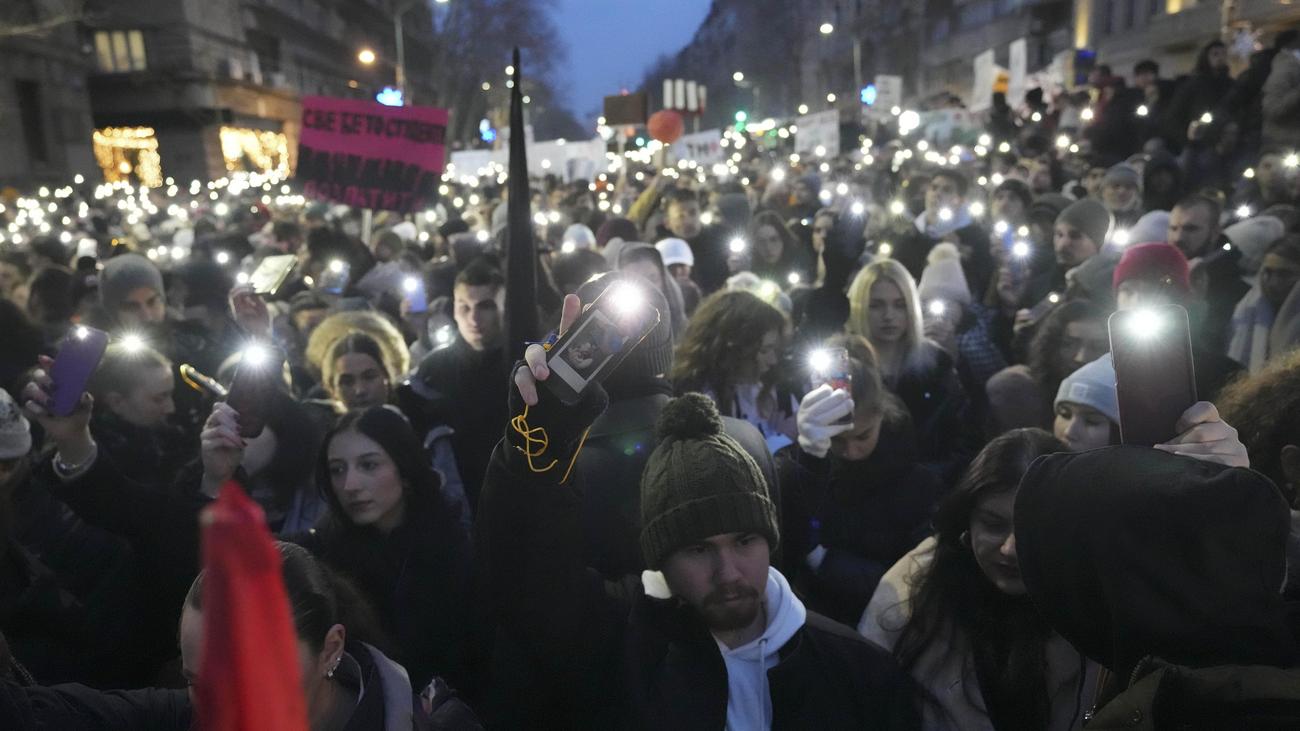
[714,567,807,731]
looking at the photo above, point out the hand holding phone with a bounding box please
[224,344,285,438]
[1109,304,1198,446]
[809,348,853,426]
[48,326,109,416]
[540,281,662,405]
[21,354,96,465]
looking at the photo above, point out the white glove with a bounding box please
[796,384,855,459]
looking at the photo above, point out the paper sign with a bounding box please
[296,96,448,213]
[795,110,840,156]
[1008,39,1028,108]
[971,49,996,112]
[875,75,903,110]
[671,128,724,165]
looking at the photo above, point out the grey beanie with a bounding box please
[1103,163,1143,191]
[1057,199,1114,252]
[99,253,164,312]
[1055,354,1119,425]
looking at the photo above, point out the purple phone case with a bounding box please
[49,327,109,416]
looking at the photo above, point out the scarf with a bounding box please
[1227,286,1274,373]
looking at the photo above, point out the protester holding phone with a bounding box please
[781,335,945,626]
[480,295,919,729]
[919,243,1007,395]
[1112,241,1244,400]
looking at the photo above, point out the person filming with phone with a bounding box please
[476,286,920,729]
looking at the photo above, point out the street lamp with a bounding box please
[820,22,834,34]
[733,71,745,82]
[357,48,376,65]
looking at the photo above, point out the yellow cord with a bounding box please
[509,403,592,483]
[510,404,557,473]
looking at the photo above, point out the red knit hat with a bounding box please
[1112,242,1190,294]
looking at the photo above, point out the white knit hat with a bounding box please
[0,389,32,460]
[918,243,972,306]
[562,224,596,251]
[1055,354,1119,425]
[1224,215,1286,275]
[655,238,695,268]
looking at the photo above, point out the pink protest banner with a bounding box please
[295,96,449,213]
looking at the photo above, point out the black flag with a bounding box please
[503,47,539,359]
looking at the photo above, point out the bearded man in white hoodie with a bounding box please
[476,293,919,730]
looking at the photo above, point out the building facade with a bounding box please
[1077,0,1300,78]
[84,0,442,185]
[0,0,97,189]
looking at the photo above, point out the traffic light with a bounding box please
[734,110,748,132]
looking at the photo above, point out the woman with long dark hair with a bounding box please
[294,406,473,692]
[671,290,799,442]
[859,429,1100,730]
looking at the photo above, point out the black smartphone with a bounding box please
[543,281,662,405]
[1109,304,1198,447]
[48,326,109,416]
[224,344,285,438]
[317,260,351,295]
[248,254,297,296]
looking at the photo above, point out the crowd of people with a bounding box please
[1,31,1300,729]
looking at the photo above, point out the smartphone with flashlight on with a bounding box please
[47,326,110,416]
[402,275,428,314]
[224,344,285,438]
[809,348,853,426]
[1109,304,1198,447]
[543,281,662,405]
[318,260,351,295]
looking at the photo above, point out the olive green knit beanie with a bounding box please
[639,393,780,569]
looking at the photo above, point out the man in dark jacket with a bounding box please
[1015,445,1300,727]
[478,298,919,729]
[409,260,511,511]
[570,272,780,580]
[892,170,993,299]
[1168,193,1251,355]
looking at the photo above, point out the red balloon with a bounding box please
[648,110,685,144]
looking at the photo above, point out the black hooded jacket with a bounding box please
[1015,446,1300,724]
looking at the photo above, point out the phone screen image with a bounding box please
[1109,304,1198,447]
[548,308,629,391]
[543,281,662,404]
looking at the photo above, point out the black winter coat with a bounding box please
[413,341,511,511]
[294,501,474,693]
[778,421,946,626]
[892,342,975,484]
[476,446,920,730]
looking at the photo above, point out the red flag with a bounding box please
[196,483,308,731]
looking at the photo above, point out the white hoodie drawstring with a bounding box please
[758,638,771,728]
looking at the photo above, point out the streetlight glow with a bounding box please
[820,22,834,34]
[357,48,376,65]
[733,71,745,82]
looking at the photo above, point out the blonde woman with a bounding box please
[847,260,972,479]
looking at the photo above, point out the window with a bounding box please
[94,30,147,72]
[247,30,281,76]
[15,80,48,163]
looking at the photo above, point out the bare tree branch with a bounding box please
[0,12,83,39]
